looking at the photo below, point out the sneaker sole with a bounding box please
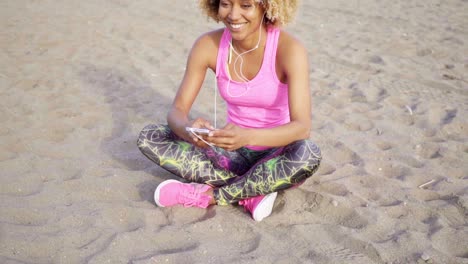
[154,179,180,207]
[253,192,278,222]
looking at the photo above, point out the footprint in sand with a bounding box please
[285,220,379,263]
[343,115,375,132]
[414,142,441,159]
[294,190,369,229]
[441,120,468,141]
[315,162,336,176]
[398,155,425,169]
[375,141,393,151]
[319,182,350,197]
[427,104,458,126]
[327,141,363,166]
[365,160,411,180]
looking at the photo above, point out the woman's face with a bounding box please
[218,0,265,41]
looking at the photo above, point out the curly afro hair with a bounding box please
[198,0,299,26]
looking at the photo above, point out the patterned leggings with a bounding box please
[137,124,322,205]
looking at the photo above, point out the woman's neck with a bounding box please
[231,25,267,53]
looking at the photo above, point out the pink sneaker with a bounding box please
[154,180,212,208]
[239,192,278,221]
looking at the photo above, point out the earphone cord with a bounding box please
[190,131,215,147]
[214,74,217,129]
[226,14,265,97]
[230,32,261,83]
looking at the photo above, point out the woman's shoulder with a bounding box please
[277,29,307,55]
[190,28,225,70]
[276,29,308,65]
[275,28,308,75]
[194,28,225,48]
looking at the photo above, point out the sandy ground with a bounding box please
[1,0,467,263]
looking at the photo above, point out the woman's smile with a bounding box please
[229,22,248,31]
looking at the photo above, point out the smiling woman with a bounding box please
[137,0,321,222]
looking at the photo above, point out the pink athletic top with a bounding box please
[215,27,290,150]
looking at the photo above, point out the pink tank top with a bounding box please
[215,27,290,150]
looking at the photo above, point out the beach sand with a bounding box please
[1,0,467,263]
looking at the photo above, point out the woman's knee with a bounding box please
[286,140,322,181]
[137,124,169,150]
[287,139,322,162]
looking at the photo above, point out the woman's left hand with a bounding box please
[208,123,250,151]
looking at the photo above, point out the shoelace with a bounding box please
[179,184,209,208]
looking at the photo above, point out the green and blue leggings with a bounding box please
[137,124,321,205]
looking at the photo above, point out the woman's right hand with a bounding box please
[187,118,215,148]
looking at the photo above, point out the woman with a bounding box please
[137,0,321,221]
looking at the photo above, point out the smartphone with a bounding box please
[185,127,211,135]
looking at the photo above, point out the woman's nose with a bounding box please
[228,6,242,20]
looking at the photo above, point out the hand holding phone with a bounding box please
[185,127,211,135]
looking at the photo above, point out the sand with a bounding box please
[1,0,467,263]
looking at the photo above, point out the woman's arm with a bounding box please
[167,31,220,144]
[208,31,311,151]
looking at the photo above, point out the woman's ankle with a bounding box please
[204,188,217,205]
